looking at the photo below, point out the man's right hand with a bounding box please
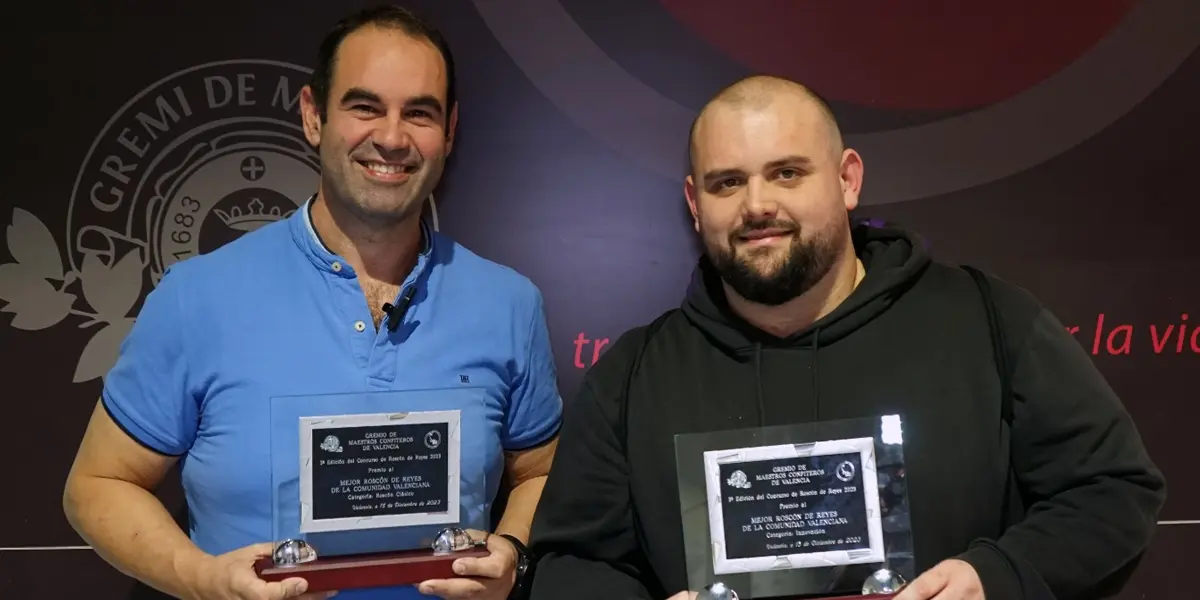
[186,542,337,600]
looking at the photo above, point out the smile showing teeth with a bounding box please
[361,162,413,175]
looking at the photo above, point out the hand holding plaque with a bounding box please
[193,541,330,599]
[698,567,907,600]
[416,529,521,600]
[674,414,914,599]
[256,526,489,593]
[888,559,983,600]
[258,390,491,593]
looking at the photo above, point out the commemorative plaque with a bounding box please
[675,414,914,599]
[256,389,491,593]
[298,410,460,533]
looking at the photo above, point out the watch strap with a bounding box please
[499,533,533,600]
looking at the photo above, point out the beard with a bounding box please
[706,219,845,306]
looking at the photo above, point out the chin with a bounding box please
[352,195,421,220]
[737,246,787,265]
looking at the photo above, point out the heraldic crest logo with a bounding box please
[0,59,444,385]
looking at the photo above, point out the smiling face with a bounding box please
[300,25,457,225]
[685,88,862,306]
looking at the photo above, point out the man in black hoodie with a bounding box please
[527,75,1165,600]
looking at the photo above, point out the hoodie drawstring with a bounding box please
[811,328,821,420]
[753,342,765,426]
[752,330,821,425]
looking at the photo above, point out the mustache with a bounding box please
[730,219,798,239]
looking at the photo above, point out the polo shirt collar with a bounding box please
[289,194,434,277]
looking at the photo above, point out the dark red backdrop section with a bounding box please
[0,0,1196,598]
[656,0,1138,108]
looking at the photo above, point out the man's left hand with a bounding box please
[893,559,984,600]
[418,530,518,600]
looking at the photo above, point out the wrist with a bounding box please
[498,533,533,600]
[174,548,216,600]
[959,540,1017,600]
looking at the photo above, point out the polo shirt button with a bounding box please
[331,262,342,272]
[354,320,366,332]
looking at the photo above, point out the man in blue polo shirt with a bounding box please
[62,6,561,600]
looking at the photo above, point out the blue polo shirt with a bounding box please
[101,199,563,599]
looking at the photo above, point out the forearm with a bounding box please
[527,391,655,598]
[495,475,547,544]
[962,473,1162,600]
[64,475,209,600]
[978,306,1167,598]
[994,471,1162,596]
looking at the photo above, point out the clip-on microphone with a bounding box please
[381,286,417,332]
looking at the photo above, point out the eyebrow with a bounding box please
[406,94,444,116]
[340,87,383,105]
[702,156,814,185]
[764,155,813,170]
[339,89,444,116]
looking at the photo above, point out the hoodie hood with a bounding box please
[681,221,932,358]
[680,221,932,425]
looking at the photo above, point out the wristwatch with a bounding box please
[499,533,534,600]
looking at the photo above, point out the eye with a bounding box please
[778,168,799,179]
[406,109,434,120]
[350,104,380,115]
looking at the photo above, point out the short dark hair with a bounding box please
[310,4,457,122]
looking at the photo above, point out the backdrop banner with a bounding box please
[1,1,1196,598]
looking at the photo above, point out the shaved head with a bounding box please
[683,74,863,307]
[689,75,843,177]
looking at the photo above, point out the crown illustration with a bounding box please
[212,198,292,232]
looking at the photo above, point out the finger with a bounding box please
[462,528,489,541]
[229,569,277,600]
[418,577,487,599]
[453,555,505,579]
[238,542,281,560]
[228,542,279,568]
[894,567,950,600]
[261,577,310,599]
[926,576,980,600]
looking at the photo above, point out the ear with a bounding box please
[684,175,701,233]
[445,102,459,155]
[299,85,323,148]
[839,148,864,211]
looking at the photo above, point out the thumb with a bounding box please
[263,577,310,599]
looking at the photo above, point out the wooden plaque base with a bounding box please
[254,547,490,593]
[745,592,897,599]
[765,595,895,599]
[817,594,896,599]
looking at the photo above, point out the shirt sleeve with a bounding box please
[959,304,1166,600]
[529,328,659,600]
[100,266,199,456]
[502,286,563,451]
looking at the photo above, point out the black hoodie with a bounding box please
[528,224,1166,600]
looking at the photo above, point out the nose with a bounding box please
[742,177,779,219]
[372,115,414,155]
